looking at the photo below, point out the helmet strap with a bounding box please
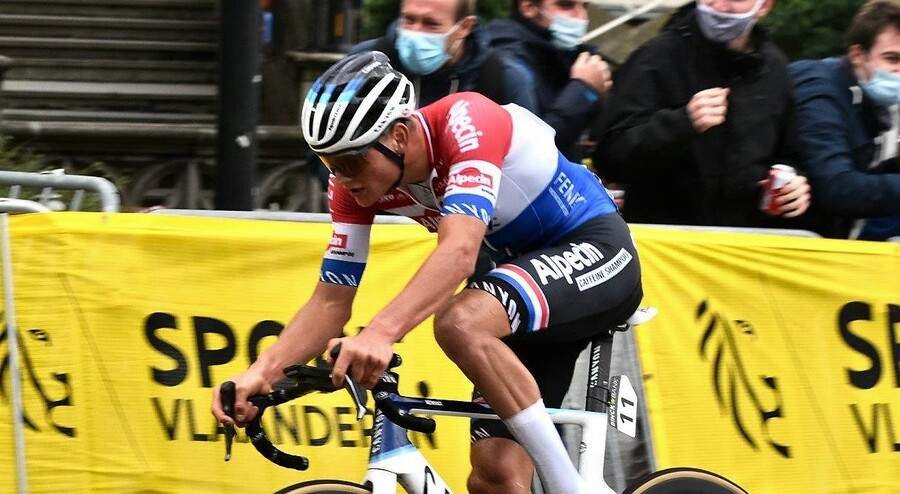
[374,141,406,189]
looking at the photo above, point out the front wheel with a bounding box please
[623,467,748,494]
[274,479,372,494]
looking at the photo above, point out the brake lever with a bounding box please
[344,376,367,420]
[219,381,237,462]
[329,343,401,421]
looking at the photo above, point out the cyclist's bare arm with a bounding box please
[329,213,486,388]
[212,281,356,425]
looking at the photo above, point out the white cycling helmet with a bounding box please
[302,51,416,156]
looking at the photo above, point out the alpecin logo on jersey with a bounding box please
[448,99,482,153]
[448,167,493,189]
[329,232,348,249]
[530,242,605,286]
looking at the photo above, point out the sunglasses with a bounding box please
[320,150,371,178]
[319,141,400,178]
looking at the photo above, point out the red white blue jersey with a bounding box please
[321,92,618,286]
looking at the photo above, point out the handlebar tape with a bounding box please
[245,418,310,470]
[244,391,310,470]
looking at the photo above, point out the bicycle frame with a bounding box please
[226,308,658,494]
[360,349,640,494]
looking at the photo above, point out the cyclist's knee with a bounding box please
[434,292,508,356]
[468,438,533,494]
[434,302,467,349]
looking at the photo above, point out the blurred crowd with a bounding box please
[321,0,900,242]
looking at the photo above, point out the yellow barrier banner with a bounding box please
[3,214,899,493]
[0,212,470,493]
[631,226,899,494]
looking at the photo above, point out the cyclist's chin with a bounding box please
[349,184,391,208]
[350,189,378,208]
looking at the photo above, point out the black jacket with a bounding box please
[594,10,801,228]
[488,12,604,161]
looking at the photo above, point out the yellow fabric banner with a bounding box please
[2,214,898,493]
[631,226,899,494]
[0,212,470,493]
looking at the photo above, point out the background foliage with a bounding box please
[362,0,871,61]
[0,137,124,211]
[763,0,867,60]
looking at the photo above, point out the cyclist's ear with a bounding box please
[384,120,410,155]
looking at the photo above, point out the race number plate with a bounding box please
[608,375,638,437]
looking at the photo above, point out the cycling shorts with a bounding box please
[467,212,643,442]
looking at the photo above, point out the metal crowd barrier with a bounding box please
[0,170,120,213]
[148,208,416,224]
[0,198,50,214]
[637,222,823,238]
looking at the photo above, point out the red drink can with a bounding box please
[760,164,797,213]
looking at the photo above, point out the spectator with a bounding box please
[488,0,612,161]
[310,0,524,189]
[349,0,519,106]
[789,0,900,240]
[593,0,811,228]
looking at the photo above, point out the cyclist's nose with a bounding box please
[332,172,353,185]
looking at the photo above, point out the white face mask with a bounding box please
[695,0,765,44]
[395,23,461,75]
[543,12,589,51]
[861,59,900,106]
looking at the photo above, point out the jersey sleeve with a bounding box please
[321,176,376,287]
[438,93,512,224]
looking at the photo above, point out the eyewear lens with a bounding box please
[321,152,368,177]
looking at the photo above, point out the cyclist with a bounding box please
[212,51,643,494]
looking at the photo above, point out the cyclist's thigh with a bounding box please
[467,213,642,340]
[470,337,586,442]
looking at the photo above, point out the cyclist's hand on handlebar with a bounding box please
[327,330,394,389]
[211,370,270,427]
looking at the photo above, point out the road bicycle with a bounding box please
[220,308,749,494]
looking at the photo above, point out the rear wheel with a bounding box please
[624,467,748,494]
[274,479,372,494]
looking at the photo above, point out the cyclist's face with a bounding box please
[324,144,402,207]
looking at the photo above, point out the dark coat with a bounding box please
[594,10,801,228]
[488,12,604,161]
[789,57,900,238]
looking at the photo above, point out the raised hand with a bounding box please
[687,87,730,133]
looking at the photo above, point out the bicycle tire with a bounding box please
[273,479,372,494]
[623,467,748,494]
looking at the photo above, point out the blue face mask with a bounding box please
[695,0,765,44]
[861,67,900,106]
[395,24,459,75]
[546,13,588,51]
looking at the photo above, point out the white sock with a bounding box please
[503,400,587,494]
